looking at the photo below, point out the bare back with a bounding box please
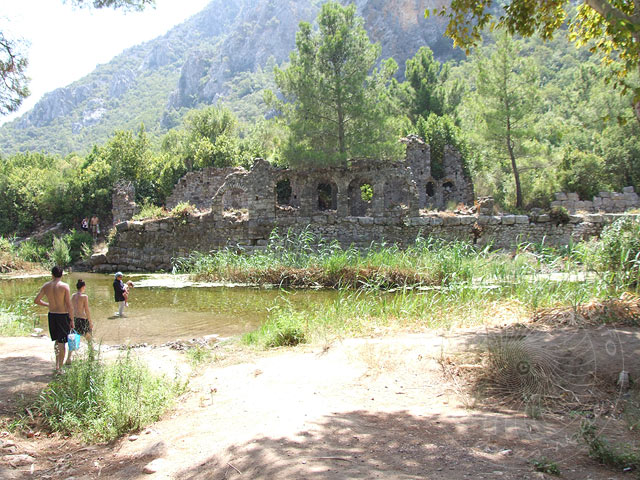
[35,279,72,315]
[71,292,89,319]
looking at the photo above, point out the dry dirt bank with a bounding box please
[0,326,639,479]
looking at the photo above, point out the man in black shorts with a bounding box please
[35,266,75,374]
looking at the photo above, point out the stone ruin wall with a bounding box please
[92,137,638,272]
[112,181,139,226]
[166,167,245,210]
[551,186,639,213]
[94,210,637,272]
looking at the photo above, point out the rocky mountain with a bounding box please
[0,0,459,155]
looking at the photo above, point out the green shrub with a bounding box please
[35,346,186,442]
[64,229,93,263]
[593,217,640,288]
[16,240,48,264]
[132,202,168,221]
[49,236,71,268]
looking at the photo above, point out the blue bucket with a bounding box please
[67,330,81,351]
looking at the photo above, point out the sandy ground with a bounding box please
[0,326,639,479]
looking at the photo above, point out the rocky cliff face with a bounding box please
[0,0,459,155]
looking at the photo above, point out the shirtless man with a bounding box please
[34,266,74,374]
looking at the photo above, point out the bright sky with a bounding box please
[0,0,211,125]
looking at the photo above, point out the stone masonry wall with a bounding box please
[551,186,639,213]
[93,211,638,272]
[112,181,139,226]
[161,136,475,218]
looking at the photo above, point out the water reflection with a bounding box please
[1,273,339,345]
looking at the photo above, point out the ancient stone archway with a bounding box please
[348,178,373,216]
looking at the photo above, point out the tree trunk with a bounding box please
[336,90,346,165]
[506,123,523,209]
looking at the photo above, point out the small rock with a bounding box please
[498,449,512,456]
[143,458,166,474]
[128,435,139,442]
[2,440,15,448]
[4,454,36,467]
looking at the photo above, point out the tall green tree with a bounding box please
[271,1,403,167]
[473,34,539,209]
[0,0,154,115]
[162,105,241,171]
[429,0,640,123]
[397,46,462,123]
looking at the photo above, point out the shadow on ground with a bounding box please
[0,355,52,412]
[174,409,611,480]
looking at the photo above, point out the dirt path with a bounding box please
[0,328,638,479]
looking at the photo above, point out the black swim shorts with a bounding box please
[74,317,92,336]
[48,312,71,343]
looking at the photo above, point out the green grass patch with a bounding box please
[35,345,186,442]
[0,298,38,336]
[243,303,308,348]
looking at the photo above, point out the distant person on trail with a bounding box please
[124,280,134,307]
[113,272,126,317]
[71,279,93,343]
[90,214,100,239]
[34,266,75,374]
[81,217,89,232]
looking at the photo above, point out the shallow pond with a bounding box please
[1,273,340,345]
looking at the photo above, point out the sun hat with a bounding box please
[115,271,123,278]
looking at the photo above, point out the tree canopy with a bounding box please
[430,0,640,121]
[0,0,155,115]
[271,1,403,167]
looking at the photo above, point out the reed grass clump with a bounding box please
[0,298,37,336]
[243,303,308,348]
[173,228,542,289]
[35,345,186,442]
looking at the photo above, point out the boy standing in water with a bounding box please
[34,266,74,374]
[71,279,93,342]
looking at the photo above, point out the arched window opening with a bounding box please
[317,182,337,211]
[276,179,292,206]
[426,181,435,197]
[348,179,373,216]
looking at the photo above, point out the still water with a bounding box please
[1,273,340,345]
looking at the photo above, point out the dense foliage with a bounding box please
[1,4,639,236]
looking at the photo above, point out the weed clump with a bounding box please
[531,457,560,475]
[579,421,640,474]
[35,345,186,442]
[243,304,307,348]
